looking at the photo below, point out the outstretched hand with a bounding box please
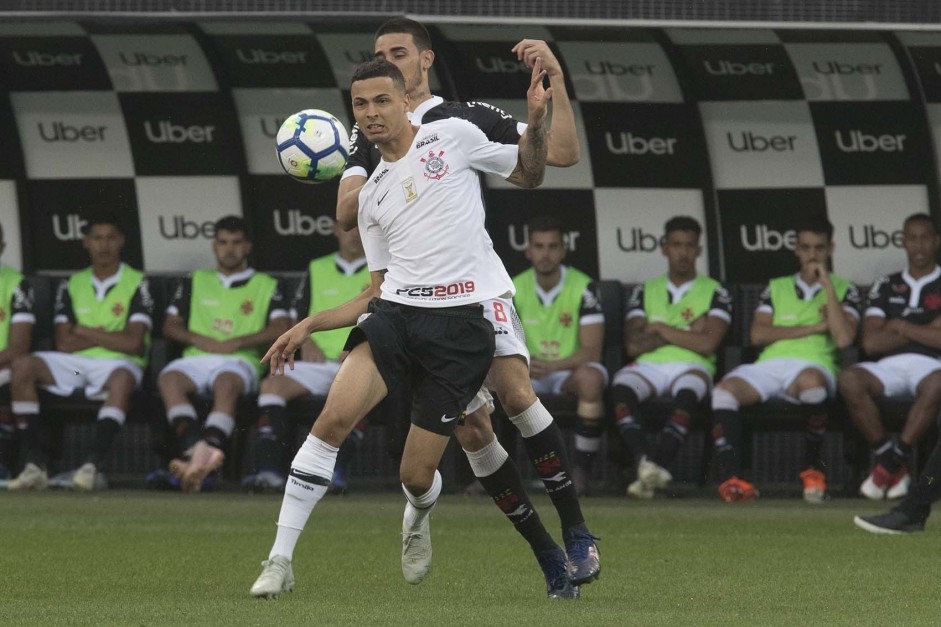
[512,39,562,78]
[527,57,553,128]
[261,320,314,375]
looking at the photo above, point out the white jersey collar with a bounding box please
[410,95,445,125]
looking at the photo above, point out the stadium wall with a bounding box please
[1,20,940,285]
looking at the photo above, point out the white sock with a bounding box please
[464,438,508,478]
[508,400,553,438]
[269,435,339,560]
[402,470,442,533]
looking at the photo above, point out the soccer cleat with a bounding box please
[536,547,580,600]
[7,462,48,490]
[854,510,925,535]
[860,464,910,500]
[72,462,98,492]
[250,555,295,599]
[563,525,601,586]
[401,510,433,585]
[241,470,286,494]
[799,468,829,505]
[626,479,654,499]
[718,476,759,503]
[637,456,673,489]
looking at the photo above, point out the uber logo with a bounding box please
[13,51,83,66]
[475,56,529,73]
[605,132,677,155]
[617,228,659,252]
[273,210,334,236]
[508,224,581,252]
[119,52,188,66]
[236,49,309,64]
[144,121,216,143]
[159,216,215,240]
[38,122,107,142]
[726,131,797,152]
[812,61,882,75]
[53,214,88,241]
[343,49,374,64]
[703,60,775,75]
[848,225,903,249]
[834,130,906,152]
[584,61,654,76]
[740,225,796,251]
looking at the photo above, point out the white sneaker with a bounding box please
[249,555,295,599]
[886,472,911,500]
[8,462,48,490]
[626,479,654,499]
[402,509,433,585]
[72,463,97,491]
[638,456,673,489]
[859,473,885,500]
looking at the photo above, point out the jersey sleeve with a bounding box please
[451,119,518,178]
[865,276,890,318]
[842,283,862,318]
[464,102,524,144]
[266,278,290,322]
[756,283,773,315]
[290,271,311,320]
[579,282,604,326]
[53,279,73,325]
[625,284,646,320]
[167,276,193,324]
[708,283,734,323]
[128,279,155,329]
[10,278,35,325]
[340,123,374,180]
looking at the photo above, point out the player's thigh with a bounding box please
[453,404,496,452]
[561,363,606,397]
[488,354,536,413]
[13,353,56,386]
[312,342,387,443]
[715,373,763,406]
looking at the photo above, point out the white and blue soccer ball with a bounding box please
[276,109,350,183]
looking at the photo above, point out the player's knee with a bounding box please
[794,369,827,392]
[400,466,435,495]
[259,375,289,398]
[456,409,494,451]
[837,368,866,397]
[213,373,244,399]
[497,384,537,415]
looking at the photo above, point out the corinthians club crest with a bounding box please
[420,150,449,181]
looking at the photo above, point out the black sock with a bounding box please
[802,404,827,471]
[17,413,43,467]
[653,389,697,467]
[171,416,200,457]
[521,422,585,530]
[255,404,287,473]
[613,385,645,459]
[897,439,941,520]
[896,441,914,472]
[89,418,121,467]
[477,458,557,554]
[712,408,743,481]
[874,437,898,473]
[201,426,227,450]
[0,407,17,472]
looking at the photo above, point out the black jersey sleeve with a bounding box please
[842,283,862,316]
[128,279,155,327]
[709,284,734,320]
[579,282,604,324]
[865,276,891,316]
[264,278,289,322]
[11,278,34,322]
[625,284,645,319]
[168,276,193,324]
[53,278,74,324]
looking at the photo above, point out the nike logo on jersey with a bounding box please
[377,190,390,206]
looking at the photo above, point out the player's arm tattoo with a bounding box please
[507,123,547,188]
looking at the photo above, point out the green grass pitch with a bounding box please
[2,491,940,626]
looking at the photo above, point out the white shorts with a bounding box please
[853,353,941,399]
[531,362,609,395]
[280,360,341,397]
[612,361,712,397]
[161,355,259,395]
[723,358,835,403]
[465,387,495,415]
[35,352,143,401]
[484,296,529,365]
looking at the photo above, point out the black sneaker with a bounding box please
[563,525,601,585]
[535,547,580,600]
[854,510,926,535]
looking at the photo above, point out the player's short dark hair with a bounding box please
[528,215,565,239]
[794,217,834,240]
[214,215,250,240]
[82,210,124,236]
[663,216,702,239]
[904,213,938,234]
[375,17,433,51]
[351,59,407,94]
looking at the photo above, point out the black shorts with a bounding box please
[344,298,495,436]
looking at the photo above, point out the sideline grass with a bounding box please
[2,491,940,626]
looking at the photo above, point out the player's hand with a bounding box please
[526,57,553,128]
[512,39,562,78]
[262,321,312,375]
[885,318,909,337]
[300,339,327,363]
[529,358,554,378]
[808,262,831,288]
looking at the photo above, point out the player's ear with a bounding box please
[422,49,434,71]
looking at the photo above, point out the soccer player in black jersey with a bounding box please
[334,18,600,591]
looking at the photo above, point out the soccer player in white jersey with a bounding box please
[334,17,600,589]
[249,59,566,599]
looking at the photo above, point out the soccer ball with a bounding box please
[275,109,350,183]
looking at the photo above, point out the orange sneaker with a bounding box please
[718,476,759,502]
[799,468,829,504]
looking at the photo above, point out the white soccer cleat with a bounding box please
[637,456,673,489]
[72,462,98,491]
[626,479,654,499]
[401,510,433,584]
[886,472,911,500]
[250,555,295,599]
[7,462,48,491]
